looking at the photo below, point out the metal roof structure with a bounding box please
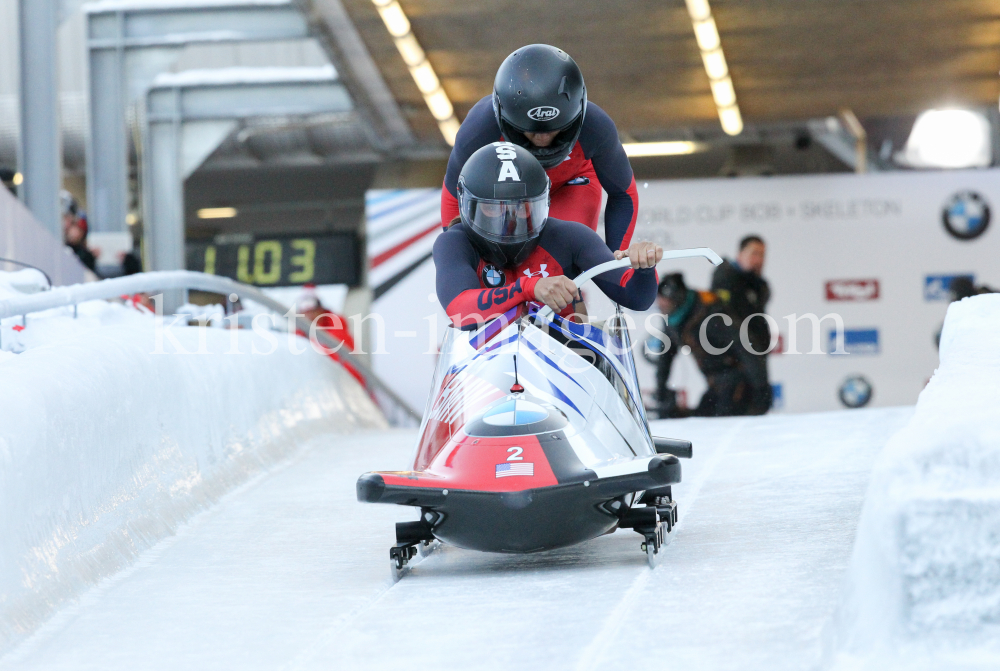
[338,0,1000,142]
[2,0,999,195]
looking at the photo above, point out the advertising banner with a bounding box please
[630,168,999,412]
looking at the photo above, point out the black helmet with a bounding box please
[458,142,551,268]
[492,44,587,169]
[657,273,688,304]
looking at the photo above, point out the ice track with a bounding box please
[1,408,912,671]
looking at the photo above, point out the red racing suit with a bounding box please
[433,218,657,329]
[441,96,639,251]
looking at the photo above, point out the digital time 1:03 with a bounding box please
[186,234,362,288]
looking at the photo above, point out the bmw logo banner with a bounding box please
[942,191,990,240]
[616,169,998,413]
[839,376,873,409]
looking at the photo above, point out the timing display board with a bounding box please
[186,233,362,287]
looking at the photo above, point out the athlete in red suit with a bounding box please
[441,45,639,252]
[435,218,661,329]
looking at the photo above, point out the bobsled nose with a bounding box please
[356,472,450,507]
[357,473,385,503]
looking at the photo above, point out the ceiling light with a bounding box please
[719,107,743,136]
[622,141,706,157]
[684,0,711,21]
[710,77,736,108]
[410,60,440,95]
[686,0,743,136]
[375,1,409,38]
[371,0,460,146]
[12,172,23,186]
[701,49,728,80]
[897,109,992,169]
[438,117,461,146]
[197,207,238,219]
[424,89,454,121]
[394,33,424,67]
[693,18,721,52]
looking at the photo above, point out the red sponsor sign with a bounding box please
[825,279,880,301]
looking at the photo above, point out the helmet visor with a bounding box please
[461,193,549,243]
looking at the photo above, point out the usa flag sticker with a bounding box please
[496,462,534,478]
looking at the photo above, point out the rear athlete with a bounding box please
[441,44,639,252]
[434,142,660,329]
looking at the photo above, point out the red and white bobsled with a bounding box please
[357,251,722,578]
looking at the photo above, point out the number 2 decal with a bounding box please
[506,446,523,461]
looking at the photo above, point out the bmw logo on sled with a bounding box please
[357,250,723,580]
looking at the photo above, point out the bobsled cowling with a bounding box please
[358,302,677,552]
[359,252,719,559]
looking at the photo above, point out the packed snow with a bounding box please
[0,272,384,655]
[831,294,1000,670]
[0,409,910,670]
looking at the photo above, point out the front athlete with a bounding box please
[440,44,639,252]
[434,143,660,329]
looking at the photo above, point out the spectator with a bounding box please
[948,276,996,301]
[296,285,365,387]
[0,168,16,195]
[61,191,98,274]
[122,250,143,276]
[711,235,772,414]
[647,273,764,418]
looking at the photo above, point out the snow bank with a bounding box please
[0,286,386,655]
[831,294,1000,669]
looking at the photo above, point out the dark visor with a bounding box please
[460,193,550,243]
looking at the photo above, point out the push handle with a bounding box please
[534,247,724,321]
[653,437,693,459]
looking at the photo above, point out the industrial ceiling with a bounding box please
[3,0,999,204]
[339,0,1000,147]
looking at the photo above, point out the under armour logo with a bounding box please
[523,264,549,279]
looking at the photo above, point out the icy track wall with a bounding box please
[832,294,1000,664]
[0,301,386,655]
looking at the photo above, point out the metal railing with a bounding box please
[0,271,421,426]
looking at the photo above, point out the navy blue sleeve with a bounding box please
[433,224,541,328]
[548,219,656,312]
[443,96,501,198]
[578,103,639,251]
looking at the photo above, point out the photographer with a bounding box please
[711,235,772,414]
[648,273,767,418]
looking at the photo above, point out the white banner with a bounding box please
[631,168,1000,413]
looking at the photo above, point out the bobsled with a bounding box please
[357,249,723,579]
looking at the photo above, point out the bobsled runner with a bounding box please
[357,249,722,580]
